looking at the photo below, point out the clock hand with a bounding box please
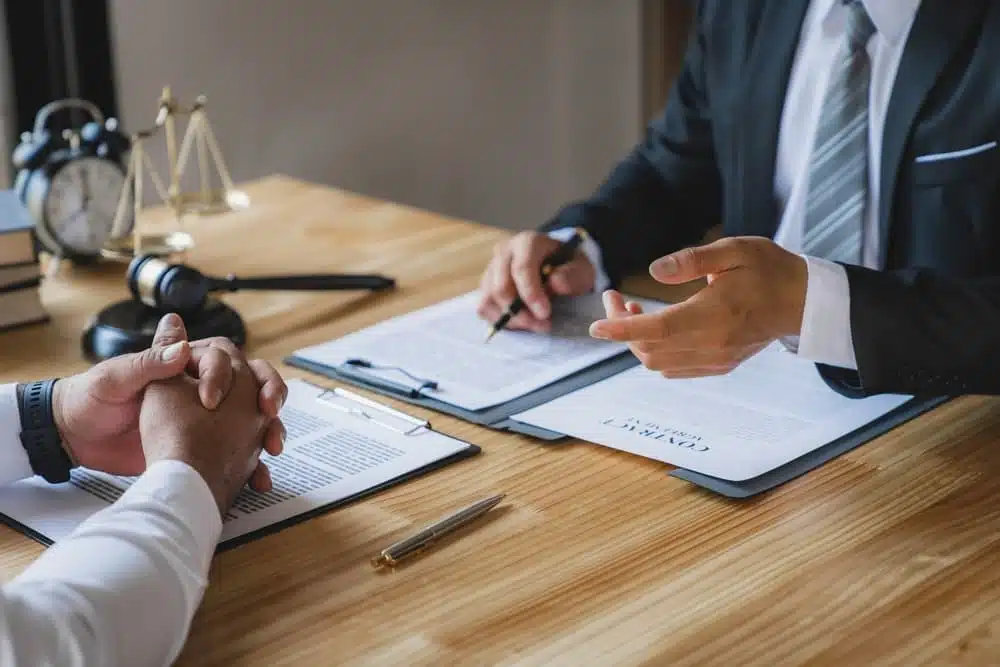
[80,167,91,205]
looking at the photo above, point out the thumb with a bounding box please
[151,312,188,348]
[648,240,747,285]
[90,315,191,401]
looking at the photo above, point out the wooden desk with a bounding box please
[3,175,1000,666]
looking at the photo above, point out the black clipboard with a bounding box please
[284,354,950,499]
[660,395,950,498]
[0,447,480,553]
[284,352,642,440]
[0,384,482,553]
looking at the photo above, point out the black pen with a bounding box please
[484,227,588,342]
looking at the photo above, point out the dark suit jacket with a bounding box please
[542,0,1000,398]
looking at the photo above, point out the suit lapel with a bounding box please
[737,1,810,239]
[878,1,984,266]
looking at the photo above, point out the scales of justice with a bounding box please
[101,86,249,261]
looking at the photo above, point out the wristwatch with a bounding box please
[16,380,75,483]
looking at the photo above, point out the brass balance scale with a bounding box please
[100,86,249,262]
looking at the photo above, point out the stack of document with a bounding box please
[289,291,940,497]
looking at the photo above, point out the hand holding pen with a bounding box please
[476,228,596,337]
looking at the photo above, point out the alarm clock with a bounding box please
[13,98,133,263]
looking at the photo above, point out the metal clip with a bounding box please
[317,387,430,436]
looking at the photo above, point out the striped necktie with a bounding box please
[800,1,877,264]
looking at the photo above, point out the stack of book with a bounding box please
[0,190,47,332]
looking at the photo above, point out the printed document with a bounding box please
[512,343,912,481]
[0,379,473,546]
[292,291,665,411]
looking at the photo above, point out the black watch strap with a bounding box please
[16,380,74,483]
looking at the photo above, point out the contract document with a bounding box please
[512,343,912,481]
[291,291,665,411]
[0,379,477,548]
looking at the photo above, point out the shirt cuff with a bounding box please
[118,460,223,566]
[789,255,859,370]
[0,383,37,486]
[547,227,612,292]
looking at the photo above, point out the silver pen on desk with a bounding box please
[371,494,505,569]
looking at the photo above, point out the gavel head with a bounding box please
[126,254,209,312]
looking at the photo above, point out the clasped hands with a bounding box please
[479,233,808,377]
[52,313,287,515]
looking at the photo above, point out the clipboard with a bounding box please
[284,352,642,441]
[0,381,482,553]
[661,395,951,498]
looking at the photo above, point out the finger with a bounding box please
[249,359,287,419]
[189,336,242,359]
[262,419,286,457]
[601,289,630,319]
[625,301,645,316]
[91,333,191,402]
[510,236,554,320]
[188,337,245,377]
[509,309,550,333]
[151,313,189,348]
[482,286,548,332]
[634,341,761,373]
[660,367,736,379]
[548,257,594,296]
[476,297,504,324]
[196,348,232,410]
[248,462,273,493]
[590,298,721,343]
[649,238,750,285]
[590,310,669,342]
[477,271,496,318]
[488,250,518,308]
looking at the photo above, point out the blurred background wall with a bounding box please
[1,0,693,230]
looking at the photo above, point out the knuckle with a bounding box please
[677,247,700,274]
[510,255,534,275]
[718,236,743,251]
[655,316,673,339]
[716,329,739,351]
[724,236,754,259]
[634,341,653,355]
[130,350,152,375]
[640,353,665,372]
[515,230,538,245]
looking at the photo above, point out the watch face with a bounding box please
[43,157,131,256]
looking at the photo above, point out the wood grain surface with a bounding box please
[1,175,999,666]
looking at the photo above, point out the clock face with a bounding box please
[43,157,130,256]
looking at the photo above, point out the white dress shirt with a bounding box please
[0,383,221,666]
[559,0,920,371]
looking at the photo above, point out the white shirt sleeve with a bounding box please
[547,227,612,292]
[780,256,859,370]
[0,385,35,486]
[0,459,222,667]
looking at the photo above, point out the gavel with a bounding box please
[127,254,396,312]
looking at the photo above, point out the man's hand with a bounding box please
[477,231,596,333]
[589,237,807,378]
[52,314,286,490]
[139,358,269,515]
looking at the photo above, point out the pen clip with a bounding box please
[316,387,430,436]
